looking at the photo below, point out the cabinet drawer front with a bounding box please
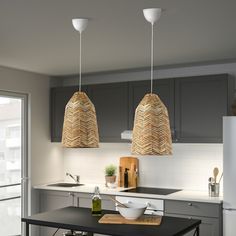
[165,200,220,217]
[116,196,164,211]
[79,197,116,210]
[77,194,116,211]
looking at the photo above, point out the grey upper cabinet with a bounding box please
[175,74,232,143]
[128,79,174,135]
[50,73,233,143]
[88,82,129,142]
[50,86,86,142]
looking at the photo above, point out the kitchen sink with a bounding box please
[47,183,84,187]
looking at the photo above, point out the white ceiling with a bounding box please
[0,0,236,76]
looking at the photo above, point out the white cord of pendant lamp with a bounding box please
[62,18,99,148]
[151,23,154,93]
[131,8,172,155]
[143,8,161,94]
[72,18,88,92]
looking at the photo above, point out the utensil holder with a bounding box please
[208,183,220,197]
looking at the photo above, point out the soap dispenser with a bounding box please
[124,168,129,188]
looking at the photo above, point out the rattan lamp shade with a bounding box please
[62,91,99,148]
[131,93,172,155]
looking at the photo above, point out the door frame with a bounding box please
[0,90,30,235]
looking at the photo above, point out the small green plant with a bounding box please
[105,164,117,176]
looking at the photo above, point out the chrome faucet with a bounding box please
[66,172,80,183]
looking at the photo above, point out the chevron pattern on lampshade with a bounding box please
[131,93,172,155]
[62,91,99,148]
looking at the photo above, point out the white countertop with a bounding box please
[34,182,223,204]
[34,182,129,194]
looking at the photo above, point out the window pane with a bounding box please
[0,96,22,235]
[0,97,21,185]
[0,198,21,235]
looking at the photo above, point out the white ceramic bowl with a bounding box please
[117,202,147,220]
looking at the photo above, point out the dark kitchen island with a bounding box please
[22,206,201,236]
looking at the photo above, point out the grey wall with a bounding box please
[0,66,64,221]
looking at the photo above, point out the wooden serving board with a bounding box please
[118,156,139,187]
[99,214,162,225]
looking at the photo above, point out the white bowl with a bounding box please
[117,202,147,220]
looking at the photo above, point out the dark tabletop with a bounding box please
[22,206,201,236]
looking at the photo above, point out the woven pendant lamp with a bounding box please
[62,18,99,148]
[131,8,172,155]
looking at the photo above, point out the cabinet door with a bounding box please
[128,79,174,138]
[50,86,87,142]
[76,193,115,236]
[39,190,74,236]
[175,74,229,143]
[88,83,129,142]
[39,190,74,212]
[165,200,222,236]
[165,213,220,236]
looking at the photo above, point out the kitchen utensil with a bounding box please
[99,214,162,225]
[209,183,220,197]
[213,167,219,184]
[108,196,128,208]
[117,202,147,220]
[119,166,122,187]
[135,167,139,186]
[118,157,139,187]
[130,163,135,187]
[208,177,212,196]
[218,173,223,184]
[208,177,214,183]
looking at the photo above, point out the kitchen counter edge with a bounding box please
[34,184,223,204]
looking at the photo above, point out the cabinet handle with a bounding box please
[171,129,175,139]
[171,129,178,142]
[171,129,175,136]
[188,203,192,206]
[68,192,74,197]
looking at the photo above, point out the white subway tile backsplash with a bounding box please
[63,143,223,192]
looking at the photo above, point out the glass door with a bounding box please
[0,92,28,236]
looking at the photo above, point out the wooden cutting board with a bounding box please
[99,214,162,225]
[118,156,139,187]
